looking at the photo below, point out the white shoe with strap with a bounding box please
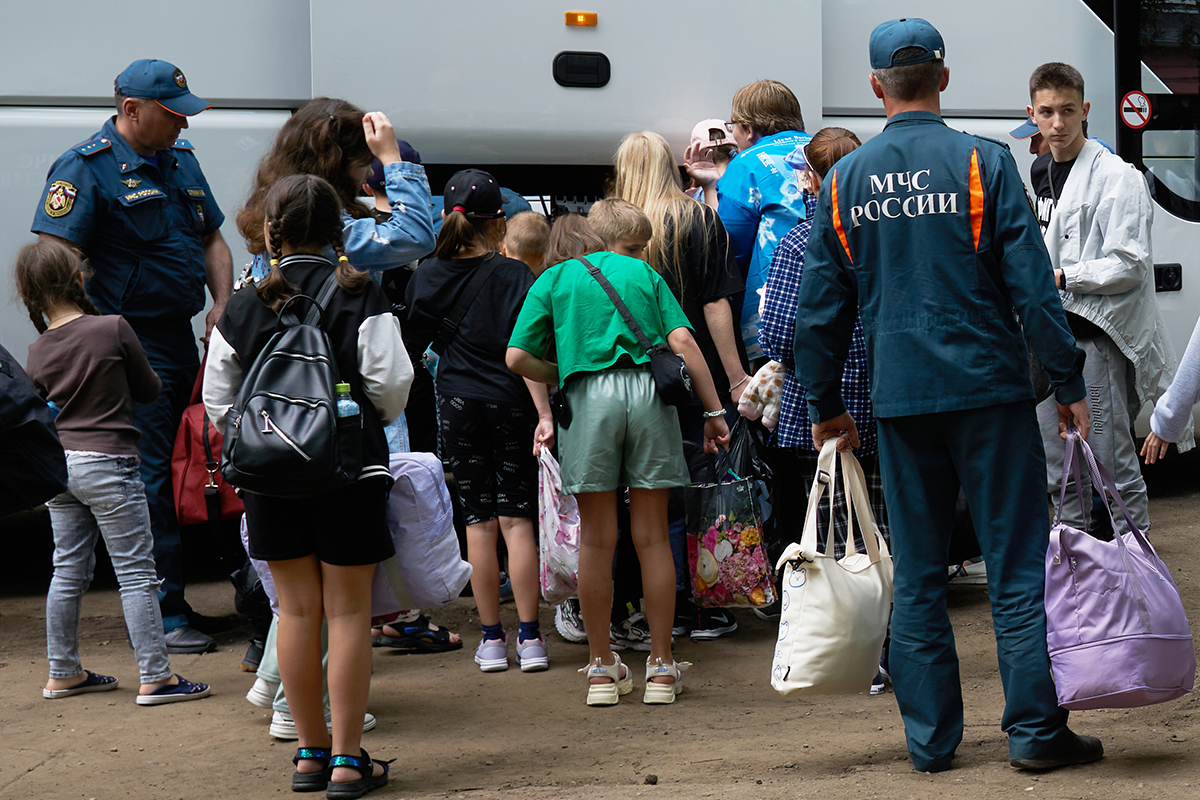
[580,653,634,706]
[643,657,691,704]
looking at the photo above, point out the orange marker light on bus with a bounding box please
[566,12,598,26]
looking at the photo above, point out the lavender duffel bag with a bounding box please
[1046,430,1195,710]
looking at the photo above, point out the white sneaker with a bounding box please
[269,709,377,741]
[245,676,278,709]
[947,560,987,585]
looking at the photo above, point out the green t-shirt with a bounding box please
[508,251,693,384]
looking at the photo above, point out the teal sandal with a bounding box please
[326,749,391,799]
[291,747,332,793]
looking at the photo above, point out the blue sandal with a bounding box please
[291,747,332,793]
[326,749,391,799]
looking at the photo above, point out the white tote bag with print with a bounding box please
[771,440,893,696]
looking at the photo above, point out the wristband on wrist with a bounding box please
[731,375,751,390]
[703,409,725,419]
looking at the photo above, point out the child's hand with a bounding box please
[362,112,402,163]
[703,415,731,454]
[533,417,555,455]
[1141,431,1170,464]
[684,142,721,187]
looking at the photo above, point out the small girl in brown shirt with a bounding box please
[17,240,210,706]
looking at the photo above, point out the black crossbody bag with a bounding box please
[430,254,500,355]
[579,256,697,408]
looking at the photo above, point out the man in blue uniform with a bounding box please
[793,19,1102,772]
[32,59,233,654]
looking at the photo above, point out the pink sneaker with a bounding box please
[474,635,509,672]
[516,636,549,672]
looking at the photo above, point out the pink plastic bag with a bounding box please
[1045,431,1195,710]
[538,448,579,604]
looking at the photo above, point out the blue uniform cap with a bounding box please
[869,18,945,69]
[114,59,211,116]
[1010,117,1040,140]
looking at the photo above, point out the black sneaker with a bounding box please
[241,637,265,672]
[690,608,738,640]
[1010,734,1104,771]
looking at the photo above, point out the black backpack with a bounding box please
[220,274,362,497]
[0,342,68,517]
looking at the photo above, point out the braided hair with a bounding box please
[14,240,101,334]
[255,174,372,312]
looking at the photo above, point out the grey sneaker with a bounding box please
[610,614,653,652]
[474,635,509,672]
[554,598,587,643]
[269,709,376,741]
[515,636,549,672]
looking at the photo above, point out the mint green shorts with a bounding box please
[558,368,689,495]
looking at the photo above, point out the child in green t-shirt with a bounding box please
[507,207,729,707]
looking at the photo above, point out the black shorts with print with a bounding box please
[438,395,537,525]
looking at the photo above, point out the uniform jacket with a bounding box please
[1047,139,1194,450]
[31,117,224,323]
[794,111,1085,421]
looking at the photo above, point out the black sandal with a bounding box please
[371,614,463,653]
[291,747,332,793]
[326,749,391,799]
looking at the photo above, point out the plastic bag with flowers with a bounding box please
[686,464,775,609]
[538,447,580,604]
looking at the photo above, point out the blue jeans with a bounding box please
[46,454,172,684]
[129,322,200,632]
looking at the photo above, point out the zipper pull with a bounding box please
[260,410,273,434]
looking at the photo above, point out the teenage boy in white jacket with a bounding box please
[1029,62,1193,536]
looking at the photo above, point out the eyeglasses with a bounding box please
[725,119,748,132]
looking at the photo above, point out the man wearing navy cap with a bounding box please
[793,19,1102,772]
[32,59,233,654]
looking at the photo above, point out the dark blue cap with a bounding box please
[115,59,210,116]
[869,18,945,69]
[365,140,422,191]
[1010,117,1040,140]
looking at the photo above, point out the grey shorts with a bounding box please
[558,368,690,495]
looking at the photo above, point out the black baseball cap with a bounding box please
[365,140,422,191]
[443,169,504,219]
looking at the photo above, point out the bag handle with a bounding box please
[431,253,500,355]
[797,439,840,558]
[1066,430,1158,563]
[277,272,340,329]
[579,256,655,356]
[839,449,888,563]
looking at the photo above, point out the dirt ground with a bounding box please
[2,482,1199,800]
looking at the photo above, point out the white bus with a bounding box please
[1,0,1195,431]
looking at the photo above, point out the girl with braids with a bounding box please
[204,175,411,797]
[404,170,552,674]
[237,98,435,282]
[16,240,211,707]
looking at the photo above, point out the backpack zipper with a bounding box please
[259,410,312,461]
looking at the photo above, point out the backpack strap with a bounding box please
[431,254,500,355]
[278,272,340,328]
[579,256,653,355]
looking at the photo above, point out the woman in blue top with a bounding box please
[236,97,435,282]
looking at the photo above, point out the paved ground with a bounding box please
[1,460,1198,800]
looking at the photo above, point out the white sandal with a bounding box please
[579,653,634,706]
[643,657,691,704]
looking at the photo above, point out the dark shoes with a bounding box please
[1011,734,1104,771]
[241,637,265,671]
[164,624,216,654]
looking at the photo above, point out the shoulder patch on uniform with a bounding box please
[171,138,194,150]
[73,138,113,157]
[44,180,78,217]
[972,134,1011,152]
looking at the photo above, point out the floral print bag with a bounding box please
[685,434,776,609]
[538,448,580,604]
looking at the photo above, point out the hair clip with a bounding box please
[338,255,349,263]
[269,258,279,267]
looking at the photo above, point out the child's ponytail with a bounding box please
[13,240,100,334]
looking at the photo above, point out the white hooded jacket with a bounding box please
[1045,138,1194,451]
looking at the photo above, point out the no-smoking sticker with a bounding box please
[1122,90,1151,129]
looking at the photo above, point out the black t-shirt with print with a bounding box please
[1030,153,1103,339]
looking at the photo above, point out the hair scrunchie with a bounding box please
[453,205,467,214]
[338,255,349,263]
[269,258,279,267]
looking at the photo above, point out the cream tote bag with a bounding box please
[771,440,894,696]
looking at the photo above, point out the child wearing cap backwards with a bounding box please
[683,118,739,207]
[506,200,731,706]
[405,170,554,674]
[502,211,552,275]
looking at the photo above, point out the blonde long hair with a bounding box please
[611,131,716,291]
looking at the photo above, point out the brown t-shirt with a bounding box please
[25,314,161,456]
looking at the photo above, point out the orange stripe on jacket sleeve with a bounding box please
[969,148,984,251]
[830,168,853,264]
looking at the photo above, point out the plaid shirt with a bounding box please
[759,192,876,455]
